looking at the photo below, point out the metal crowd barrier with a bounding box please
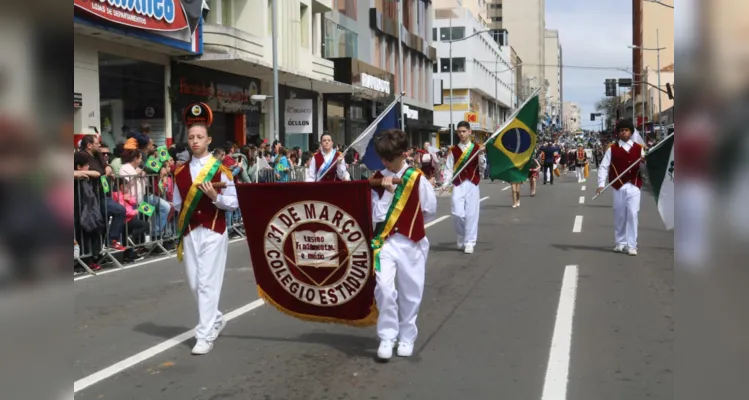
[74,163,385,277]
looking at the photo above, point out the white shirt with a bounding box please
[172,155,238,213]
[119,163,146,204]
[597,139,646,189]
[371,163,437,225]
[442,141,487,184]
[305,149,349,182]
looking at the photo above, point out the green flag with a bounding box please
[146,156,163,173]
[156,145,170,163]
[645,134,674,230]
[486,94,540,182]
[100,176,110,194]
[138,202,155,217]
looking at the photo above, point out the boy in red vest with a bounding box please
[596,119,645,256]
[172,111,238,355]
[575,144,588,183]
[442,121,486,254]
[370,129,437,360]
[305,133,350,182]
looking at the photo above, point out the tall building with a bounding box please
[632,0,674,130]
[485,0,546,112]
[562,101,581,132]
[432,6,516,145]
[544,29,562,128]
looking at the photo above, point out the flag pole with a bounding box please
[315,94,403,182]
[591,131,674,200]
[439,87,543,190]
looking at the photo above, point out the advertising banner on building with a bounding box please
[237,181,377,326]
[74,0,204,54]
[284,99,314,134]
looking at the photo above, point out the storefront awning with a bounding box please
[185,53,371,95]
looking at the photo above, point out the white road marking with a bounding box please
[572,215,583,233]
[581,186,586,191]
[541,265,578,400]
[73,200,471,392]
[502,186,511,191]
[480,196,490,202]
[578,196,585,204]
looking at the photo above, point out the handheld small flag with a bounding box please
[156,145,170,163]
[486,92,540,182]
[146,156,163,172]
[138,202,155,217]
[100,176,110,194]
[645,133,674,230]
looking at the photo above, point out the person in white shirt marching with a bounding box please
[575,144,588,183]
[596,119,645,256]
[369,129,437,360]
[305,133,350,182]
[441,121,486,254]
[173,103,239,355]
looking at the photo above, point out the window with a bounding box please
[221,0,232,25]
[439,57,466,72]
[300,3,309,48]
[492,17,502,22]
[323,19,358,58]
[432,28,437,42]
[440,27,464,41]
[490,3,502,8]
[433,61,438,73]
[335,0,357,21]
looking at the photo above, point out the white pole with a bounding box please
[449,12,454,146]
[272,0,280,143]
[397,0,405,131]
[656,29,663,139]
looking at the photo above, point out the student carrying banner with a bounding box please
[172,103,239,355]
[305,133,350,182]
[369,129,437,360]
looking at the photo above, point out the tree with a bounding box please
[595,97,621,131]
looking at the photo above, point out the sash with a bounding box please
[176,156,222,261]
[317,151,339,180]
[370,168,421,272]
[453,142,475,175]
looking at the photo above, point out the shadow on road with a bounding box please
[222,332,378,359]
[551,244,616,253]
[133,322,193,348]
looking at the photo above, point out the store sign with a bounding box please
[74,0,191,32]
[403,105,418,120]
[443,95,468,104]
[360,73,390,94]
[74,92,83,108]
[285,99,313,134]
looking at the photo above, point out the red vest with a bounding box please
[577,149,586,161]
[174,162,227,236]
[371,170,426,243]
[450,144,481,186]
[609,142,643,190]
[313,151,343,181]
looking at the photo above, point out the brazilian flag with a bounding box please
[146,156,163,173]
[486,94,540,183]
[156,145,170,163]
[138,202,155,217]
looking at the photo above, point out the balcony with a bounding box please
[202,23,264,60]
[311,0,332,13]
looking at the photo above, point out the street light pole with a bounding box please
[271,0,279,143]
[656,28,663,139]
[448,13,453,146]
[397,0,405,130]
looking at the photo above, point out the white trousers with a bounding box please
[612,184,641,250]
[183,226,229,341]
[375,234,428,344]
[575,167,584,182]
[451,182,480,246]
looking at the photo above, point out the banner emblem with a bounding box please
[264,201,371,307]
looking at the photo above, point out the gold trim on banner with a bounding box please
[257,286,379,327]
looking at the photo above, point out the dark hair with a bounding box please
[79,135,96,151]
[113,143,125,158]
[320,133,333,142]
[301,151,313,165]
[121,149,142,164]
[74,152,89,169]
[223,142,234,153]
[615,119,635,133]
[456,121,471,130]
[374,129,409,162]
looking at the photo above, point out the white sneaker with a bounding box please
[464,245,474,254]
[377,339,395,360]
[191,340,213,355]
[396,342,414,357]
[627,248,638,256]
[613,244,626,253]
[457,239,464,249]
[209,317,226,341]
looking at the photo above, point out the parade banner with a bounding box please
[237,181,378,326]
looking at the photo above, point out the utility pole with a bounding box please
[271,0,279,143]
[656,28,663,139]
[397,0,405,130]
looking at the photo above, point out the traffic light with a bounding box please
[605,79,617,97]
[618,78,633,87]
[591,113,596,121]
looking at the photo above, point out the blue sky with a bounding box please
[546,0,633,130]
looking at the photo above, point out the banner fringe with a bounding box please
[257,286,379,327]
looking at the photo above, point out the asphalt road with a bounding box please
[73,171,673,400]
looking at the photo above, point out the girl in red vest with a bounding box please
[172,119,238,355]
[575,143,588,183]
[304,133,350,182]
[370,129,437,360]
[596,119,645,256]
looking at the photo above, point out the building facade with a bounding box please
[562,101,581,133]
[544,29,562,129]
[432,7,515,145]
[486,0,546,113]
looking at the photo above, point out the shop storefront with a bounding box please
[73,0,203,147]
[170,62,262,147]
[326,58,395,147]
[402,105,438,148]
[279,86,320,152]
